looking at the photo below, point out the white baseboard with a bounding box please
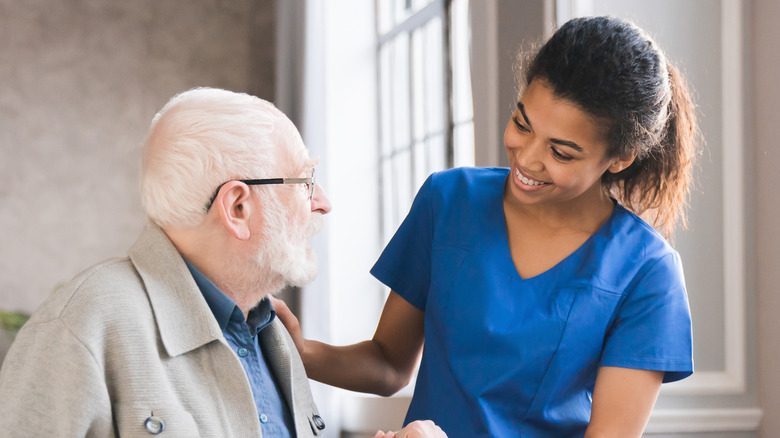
[340,394,411,433]
[339,395,763,435]
[645,408,763,434]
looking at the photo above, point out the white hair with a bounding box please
[140,87,306,228]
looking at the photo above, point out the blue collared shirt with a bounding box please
[184,259,295,437]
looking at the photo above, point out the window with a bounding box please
[290,1,474,432]
[376,0,474,245]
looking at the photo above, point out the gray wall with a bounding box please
[0,0,276,314]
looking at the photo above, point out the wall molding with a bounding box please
[660,0,746,396]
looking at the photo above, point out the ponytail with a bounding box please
[609,62,700,238]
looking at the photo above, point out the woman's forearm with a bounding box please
[302,339,416,396]
[274,291,425,397]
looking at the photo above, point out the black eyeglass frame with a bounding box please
[204,168,315,212]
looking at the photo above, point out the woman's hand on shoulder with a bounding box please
[270,296,304,356]
[373,420,447,438]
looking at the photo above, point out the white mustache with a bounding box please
[306,213,324,239]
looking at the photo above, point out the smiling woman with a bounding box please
[278,15,699,438]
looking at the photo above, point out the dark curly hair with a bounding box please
[518,16,699,238]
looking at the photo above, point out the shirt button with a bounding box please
[237,347,248,357]
[144,415,165,434]
[260,413,269,423]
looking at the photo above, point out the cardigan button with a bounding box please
[144,414,164,434]
[312,415,325,430]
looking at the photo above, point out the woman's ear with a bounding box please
[212,181,254,240]
[607,152,638,174]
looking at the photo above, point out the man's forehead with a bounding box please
[277,146,316,174]
[270,116,316,173]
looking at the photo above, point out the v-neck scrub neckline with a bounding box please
[494,186,618,283]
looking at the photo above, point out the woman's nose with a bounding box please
[513,140,546,172]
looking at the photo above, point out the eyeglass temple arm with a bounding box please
[241,177,311,185]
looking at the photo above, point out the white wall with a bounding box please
[473,0,765,435]
[752,0,780,435]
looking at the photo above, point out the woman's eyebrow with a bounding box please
[516,102,531,127]
[550,138,583,152]
[517,101,583,152]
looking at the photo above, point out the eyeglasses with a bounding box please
[204,168,316,212]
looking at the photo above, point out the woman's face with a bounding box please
[504,79,630,209]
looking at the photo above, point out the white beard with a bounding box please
[253,201,323,290]
[265,216,321,287]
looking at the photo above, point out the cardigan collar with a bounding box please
[126,222,324,437]
[127,221,224,358]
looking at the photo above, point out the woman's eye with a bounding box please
[551,147,574,161]
[512,116,530,132]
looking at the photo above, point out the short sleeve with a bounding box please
[600,251,694,383]
[370,174,435,311]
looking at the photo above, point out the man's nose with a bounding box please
[311,183,332,214]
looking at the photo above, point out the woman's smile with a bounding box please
[513,167,550,190]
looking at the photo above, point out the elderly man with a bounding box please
[0,88,444,438]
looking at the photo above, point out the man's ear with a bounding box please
[607,151,638,174]
[212,181,254,241]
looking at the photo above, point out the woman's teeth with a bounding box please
[516,169,545,186]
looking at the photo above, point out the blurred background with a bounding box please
[1,0,778,436]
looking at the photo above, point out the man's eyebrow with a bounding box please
[296,158,317,175]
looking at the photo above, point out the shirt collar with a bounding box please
[247,298,276,335]
[183,258,276,335]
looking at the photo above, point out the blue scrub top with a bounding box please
[370,167,693,437]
